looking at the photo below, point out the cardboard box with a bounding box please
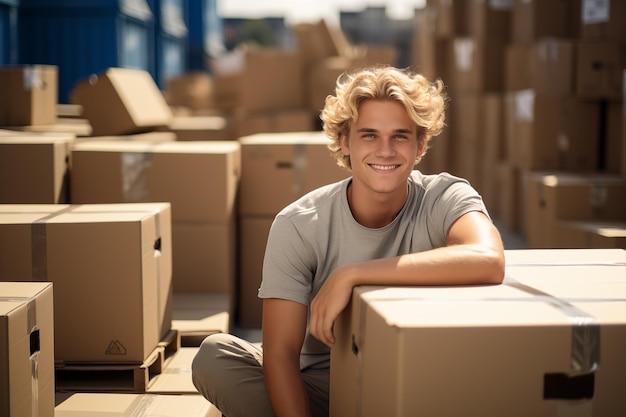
[432,0,469,39]
[555,220,626,249]
[172,220,237,294]
[467,0,512,40]
[0,133,74,203]
[576,41,626,100]
[0,65,58,126]
[0,203,173,364]
[505,39,576,95]
[71,68,173,136]
[331,249,626,416]
[165,115,235,141]
[238,131,350,216]
[511,0,579,44]
[165,71,215,111]
[71,140,241,223]
[450,93,482,187]
[0,282,55,417]
[237,216,274,328]
[171,293,231,342]
[55,393,221,417]
[233,108,315,138]
[525,172,626,248]
[504,91,600,171]
[146,347,199,394]
[581,0,626,42]
[446,36,507,94]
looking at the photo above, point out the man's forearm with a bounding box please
[264,355,312,417]
[345,243,505,288]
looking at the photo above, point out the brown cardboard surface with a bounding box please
[525,172,626,248]
[171,293,231,338]
[55,393,220,417]
[555,221,626,250]
[0,134,74,203]
[331,249,626,416]
[576,41,626,101]
[70,140,241,223]
[147,347,199,394]
[0,203,173,364]
[71,68,172,136]
[237,216,274,328]
[0,65,58,126]
[172,220,237,294]
[238,131,350,217]
[505,91,600,171]
[0,282,55,417]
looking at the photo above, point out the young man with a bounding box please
[192,66,505,417]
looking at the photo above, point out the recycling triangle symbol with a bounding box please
[105,340,127,355]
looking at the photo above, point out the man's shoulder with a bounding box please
[278,178,348,218]
[410,170,468,190]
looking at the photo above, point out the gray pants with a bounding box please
[192,333,330,417]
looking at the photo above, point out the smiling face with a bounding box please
[341,99,423,205]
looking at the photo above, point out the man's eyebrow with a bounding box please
[355,127,414,134]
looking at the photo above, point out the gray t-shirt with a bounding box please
[258,170,489,370]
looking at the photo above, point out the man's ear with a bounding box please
[340,134,350,156]
[417,138,426,157]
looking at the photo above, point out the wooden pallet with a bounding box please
[55,329,180,393]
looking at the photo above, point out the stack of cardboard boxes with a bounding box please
[412,0,626,249]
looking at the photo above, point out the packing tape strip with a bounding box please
[121,151,153,202]
[31,206,75,281]
[504,277,600,375]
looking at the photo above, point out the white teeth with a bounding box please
[371,164,397,171]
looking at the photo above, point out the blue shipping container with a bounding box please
[18,0,155,103]
[0,0,19,65]
[148,0,187,89]
[186,0,223,71]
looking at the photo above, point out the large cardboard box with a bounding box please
[511,0,579,44]
[71,140,241,223]
[171,220,237,294]
[237,216,274,328]
[525,172,626,248]
[555,220,626,249]
[55,393,221,417]
[0,203,173,364]
[505,40,575,95]
[504,91,600,171]
[0,65,58,126]
[0,133,74,203]
[467,0,512,40]
[331,249,626,417]
[71,68,173,136]
[238,131,350,217]
[581,0,626,42]
[576,41,626,101]
[445,36,507,94]
[0,282,55,417]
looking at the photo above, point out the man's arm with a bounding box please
[310,210,505,347]
[262,298,311,417]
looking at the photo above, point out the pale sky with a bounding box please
[217,0,427,26]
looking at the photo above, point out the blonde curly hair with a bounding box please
[320,65,447,170]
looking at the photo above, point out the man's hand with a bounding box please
[309,265,354,348]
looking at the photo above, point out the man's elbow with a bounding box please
[483,248,506,285]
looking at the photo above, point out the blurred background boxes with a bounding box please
[0,65,58,126]
[0,133,74,204]
[0,282,55,417]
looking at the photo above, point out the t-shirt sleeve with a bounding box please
[258,214,315,306]
[425,175,489,246]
